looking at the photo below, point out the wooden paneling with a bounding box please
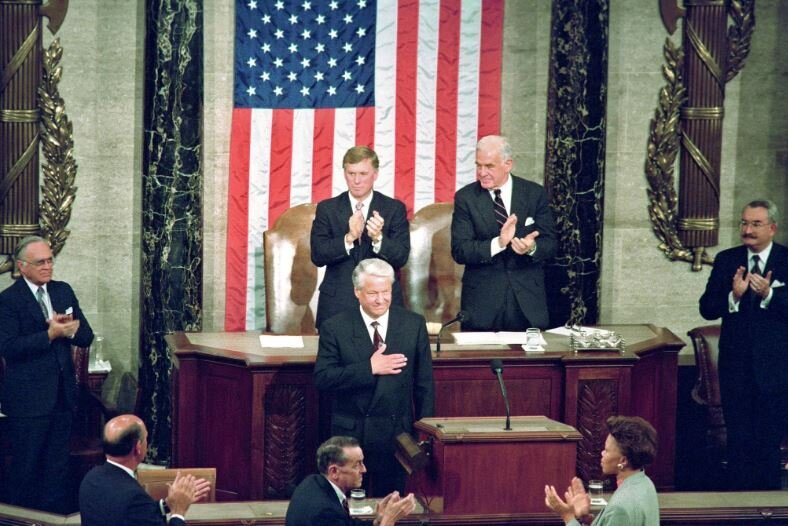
[168,324,683,500]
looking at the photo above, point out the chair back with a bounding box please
[263,203,320,334]
[401,203,464,324]
[137,467,217,502]
[687,325,726,451]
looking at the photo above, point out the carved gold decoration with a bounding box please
[645,39,712,268]
[648,1,755,271]
[726,0,755,82]
[38,38,77,257]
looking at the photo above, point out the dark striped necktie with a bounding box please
[371,321,383,351]
[747,255,762,311]
[493,189,507,228]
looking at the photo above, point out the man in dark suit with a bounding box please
[79,414,210,525]
[314,259,434,496]
[451,135,557,331]
[0,236,93,513]
[311,146,410,330]
[285,436,416,526]
[699,199,788,490]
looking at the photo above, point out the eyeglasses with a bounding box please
[739,220,771,230]
[20,257,55,267]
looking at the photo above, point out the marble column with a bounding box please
[140,0,203,463]
[544,0,609,326]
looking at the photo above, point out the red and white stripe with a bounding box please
[226,0,503,330]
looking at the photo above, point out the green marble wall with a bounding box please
[139,0,203,461]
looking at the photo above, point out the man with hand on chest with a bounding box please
[314,258,434,496]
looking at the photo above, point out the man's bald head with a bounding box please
[103,414,147,460]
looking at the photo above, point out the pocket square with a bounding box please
[524,217,535,226]
[772,280,785,288]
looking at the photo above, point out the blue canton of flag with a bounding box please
[234,0,376,109]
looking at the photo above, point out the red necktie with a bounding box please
[371,321,383,351]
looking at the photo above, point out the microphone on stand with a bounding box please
[436,311,468,354]
[490,359,512,431]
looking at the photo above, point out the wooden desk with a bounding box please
[3,491,787,525]
[167,324,683,501]
[412,416,582,514]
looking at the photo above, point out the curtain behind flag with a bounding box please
[226,0,503,331]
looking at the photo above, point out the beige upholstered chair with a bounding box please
[263,203,319,334]
[401,203,464,325]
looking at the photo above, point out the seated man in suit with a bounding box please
[314,258,434,496]
[451,135,557,331]
[0,235,94,513]
[285,436,416,526]
[310,146,410,330]
[79,414,211,525]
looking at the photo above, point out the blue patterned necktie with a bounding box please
[36,287,49,319]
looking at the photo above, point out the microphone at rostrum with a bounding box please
[436,311,469,354]
[490,359,512,431]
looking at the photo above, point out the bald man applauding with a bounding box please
[79,415,211,525]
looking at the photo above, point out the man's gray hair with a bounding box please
[743,199,779,225]
[316,436,360,474]
[13,235,48,264]
[352,258,395,289]
[477,135,513,163]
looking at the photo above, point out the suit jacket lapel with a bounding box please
[472,183,499,237]
[366,308,402,412]
[510,176,528,217]
[16,279,47,323]
[350,311,377,414]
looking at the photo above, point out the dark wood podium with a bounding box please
[411,416,581,515]
[167,324,683,500]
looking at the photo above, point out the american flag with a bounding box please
[226,0,504,330]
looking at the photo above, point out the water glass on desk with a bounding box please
[588,479,605,505]
[525,328,542,351]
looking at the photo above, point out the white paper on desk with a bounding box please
[350,506,375,516]
[259,334,304,348]
[546,325,603,336]
[452,332,535,345]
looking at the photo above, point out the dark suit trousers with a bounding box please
[4,409,72,513]
[364,449,405,497]
[720,349,787,490]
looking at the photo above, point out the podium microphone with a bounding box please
[490,359,512,431]
[436,311,467,354]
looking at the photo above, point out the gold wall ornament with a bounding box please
[726,0,755,82]
[38,38,76,258]
[648,0,755,271]
[645,39,710,268]
[0,0,72,275]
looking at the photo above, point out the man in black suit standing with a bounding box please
[79,414,210,525]
[314,258,434,496]
[310,146,410,330]
[700,199,788,490]
[0,236,94,513]
[451,135,557,331]
[285,436,416,526]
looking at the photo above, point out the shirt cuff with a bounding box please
[490,238,506,257]
[372,236,382,253]
[760,288,773,308]
[727,292,740,313]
